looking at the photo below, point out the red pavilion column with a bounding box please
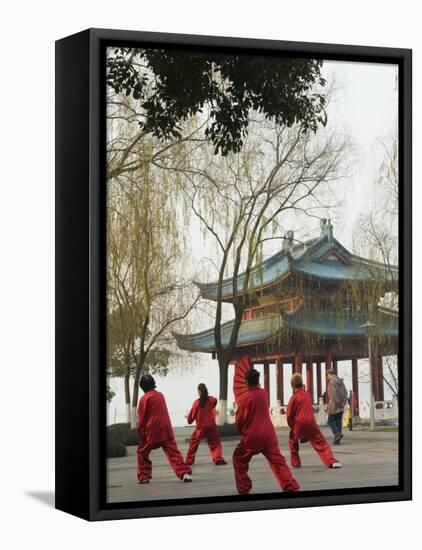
[351,358,360,417]
[264,362,270,402]
[276,359,284,405]
[294,352,302,374]
[316,361,322,401]
[306,359,314,402]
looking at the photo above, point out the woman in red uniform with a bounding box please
[136,374,193,484]
[185,383,227,466]
[232,368,300,495]
[287,373,342,469]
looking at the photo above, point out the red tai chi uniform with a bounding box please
[136,389,192,482]
[185,395,225,465]
[287,387,337,468]
[233,387,300,494]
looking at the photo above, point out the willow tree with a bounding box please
[156,119,347,423]
[107,93,199,427]
[107,168,199,426]
[106,299,136,423]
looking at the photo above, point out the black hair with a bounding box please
[245,368,260,387]
[139,374,156,393]
[198,383,209,408]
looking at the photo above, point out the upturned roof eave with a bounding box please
[173,301,399,353]
[173,324,398,354]
[198,267,397,302]
[195,234,398,301]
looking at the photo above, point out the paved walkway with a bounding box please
[106,427,398,503]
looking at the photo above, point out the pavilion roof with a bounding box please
[194,231,398,301]
[172,306,398,353]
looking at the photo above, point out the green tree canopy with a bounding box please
[107,48,327,155]
[108,345,171,379]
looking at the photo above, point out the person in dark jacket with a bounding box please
[287,373,341,468]
[326,369,348,444]
[232,368,300,495]
[185,383,227,465]
[136,375,192,484]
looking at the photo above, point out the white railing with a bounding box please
[207,396,399,428]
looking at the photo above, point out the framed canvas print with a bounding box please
[55,28,412,521]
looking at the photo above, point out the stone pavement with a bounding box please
[106,426,398,503]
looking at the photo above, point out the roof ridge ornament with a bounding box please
[282,230,294,253]
[320,217,333,241]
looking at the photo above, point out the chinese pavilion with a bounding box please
[174,219,398,421]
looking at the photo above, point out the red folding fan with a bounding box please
[233,355,252,404]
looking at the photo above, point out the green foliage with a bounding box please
[107,423,139,446]
[107,440,127,458]
[107,48,327,155]
[216,423,239,437]
[107,341,170,379]
[141,347,171,377]
[126,430,140,446]
[106,384,116,403]
[106,307,136,374]
[108,348,133,378]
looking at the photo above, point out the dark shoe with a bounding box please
[182,473,193,482]
[337,433,344,443]
[138,479,150,484]
[215,459,227,465]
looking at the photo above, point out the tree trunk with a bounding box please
[217,360,229,425]
[131,350,146,429]
[130,406,137,429]
[215,308,243,426]
[124,372,131,424]
[131,372,141,429]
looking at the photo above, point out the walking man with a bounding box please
[326,368,348,444]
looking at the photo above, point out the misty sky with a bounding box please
[107,59,398,427]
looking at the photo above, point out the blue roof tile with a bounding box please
[196,235,398,300]
[173,307,398,352]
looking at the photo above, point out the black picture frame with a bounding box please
[55,28,412,521]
